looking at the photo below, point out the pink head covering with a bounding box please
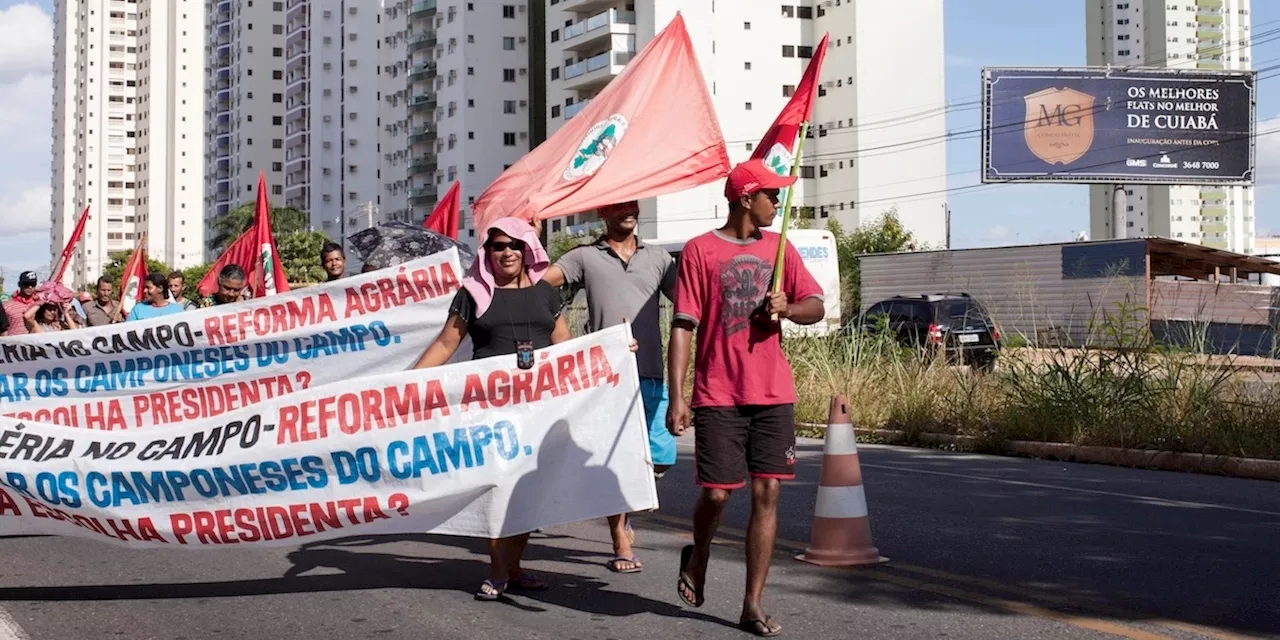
[461,216,550,318]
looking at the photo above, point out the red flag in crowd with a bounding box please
[752,33,829,183]
[50,205,90,285]
[472,12,730,232]
[197,172,290,297]
[252,172,290,296]
[424,180,461,239]
[119,233,148,315]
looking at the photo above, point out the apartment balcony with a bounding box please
[1196,28,1224,41]
[410,1,437,19]
[557,0,616,13]
[407,124,438,144]
[408,156,438,176]
[563,50,634,92]
[1196,0,1224,7]
[407,31,437,52]
[408,93,437,113]
[1197,59,1225,69]
[562,9,636,53]
[408,61,438,81]
[564,99,592,120]
[1195,13,1223,25]
[408,186,438,205]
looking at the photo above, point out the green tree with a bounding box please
[181,263,213,302]
[208,203,309,253]
[547,230,591,264]
[827,207,921,320]
[100,251,172,289]
[277,230,330,286]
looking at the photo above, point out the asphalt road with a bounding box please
[0,439,1275,640]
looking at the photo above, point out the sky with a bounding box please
[0,1,1278,283]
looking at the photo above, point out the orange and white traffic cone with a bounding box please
[797,395,887,566]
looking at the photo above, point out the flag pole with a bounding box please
[769,120,811,322]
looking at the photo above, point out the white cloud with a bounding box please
[0,4,52,84]
[945,55,977,68]
[1255,115,1280,187]
[983,224,1015,242]
[0,185,52,234]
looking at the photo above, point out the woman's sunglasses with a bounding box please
[486,239,526,253]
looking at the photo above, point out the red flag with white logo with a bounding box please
[472,13,729,233]
[119,233,148,315]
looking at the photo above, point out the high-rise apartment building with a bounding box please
[51,0,207,286]
[1086,0,1255,253]
[205,0,287,248]
[542,1,949,247]
[375,1,535,244]
[284,1,382,240]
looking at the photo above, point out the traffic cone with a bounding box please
[797,395,887,566]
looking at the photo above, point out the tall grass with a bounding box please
[786,303,1280,460]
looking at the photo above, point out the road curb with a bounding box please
[796,423,1280,482]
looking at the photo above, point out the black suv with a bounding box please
[855,293,1000,371]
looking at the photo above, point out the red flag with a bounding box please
[119,233,148,315]
[424,180,461,239]
[252,172,290,296]
[197,228,257,297]
[752,34,829,180]
[473,13,729,232]
[50,205,90,285]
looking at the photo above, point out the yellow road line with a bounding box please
[637,512,1192,640]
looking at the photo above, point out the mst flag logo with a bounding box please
[1023,87,1095,165]
[563,114,629,181]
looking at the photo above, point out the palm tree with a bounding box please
[208,204,310,253]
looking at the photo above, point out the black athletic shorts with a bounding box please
[692,404,797,489]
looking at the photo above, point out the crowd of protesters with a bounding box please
[0,161,818,636]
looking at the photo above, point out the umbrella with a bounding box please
[348,222,477,273]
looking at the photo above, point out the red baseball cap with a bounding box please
[724,158,797,202]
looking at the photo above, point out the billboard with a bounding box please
[982,67,1255,185]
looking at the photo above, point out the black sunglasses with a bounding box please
[486,239,526,253]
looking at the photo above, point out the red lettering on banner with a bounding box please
[461,374,488,411]
[589,345,620,387]
[343,264,459,319]
[0,488,22,516]
[205,294,337,345]
[22,496,166,543]
[131,374,296,428]
[275,380,450,444]
[168,496,390,545]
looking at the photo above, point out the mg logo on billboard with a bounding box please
[1023,87,1095,165]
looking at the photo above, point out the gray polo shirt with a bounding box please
[555,236,676,380]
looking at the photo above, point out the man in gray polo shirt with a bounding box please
[543,200,677,576]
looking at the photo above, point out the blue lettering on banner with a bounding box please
[387,421,528,480]
[797,246,830,261]
[80,456,331,509]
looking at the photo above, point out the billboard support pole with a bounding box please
[1112,185,1127,240]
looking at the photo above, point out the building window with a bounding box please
[272,162,282,171]
[504,37,516,50]
[503,68,516,82]
[743,21,751,30]
[273,93,282,103]
[745,102,752,110]
[797,6,813,18]
[551,105,561,117]
[504,100,517,114]
[551,67,560,80]
[273,24,283,34]
[783,85,795,97]
[503,132,516,146]
[551,29,559,43]
[468,164,476,172]
[502,5,515,18]
[798,45,813,58]
[782,45,795,57]
[781,6,794,18]
[468,67,475,75]
[273,139,282,149]
[799,166,815,179]
[745,61,752,70]
[273,47,283,57]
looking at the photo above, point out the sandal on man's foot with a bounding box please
[676,545,705,608]
[507,573,549,592]
[474,579,506,601]
[739,616,782,637]
[606,556,643,574]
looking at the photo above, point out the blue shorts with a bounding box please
[640,377,677,466]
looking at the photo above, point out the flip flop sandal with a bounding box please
[739,616,782,637]
[507,574,550,592]
[676,545,705,608]
[606,556,643,574]
[474,579,507,601]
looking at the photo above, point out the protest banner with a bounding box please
[0,250,467,431]
[0,325,656,547]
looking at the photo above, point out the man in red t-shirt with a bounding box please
[2,271,40,337]
[667,159,825,636]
